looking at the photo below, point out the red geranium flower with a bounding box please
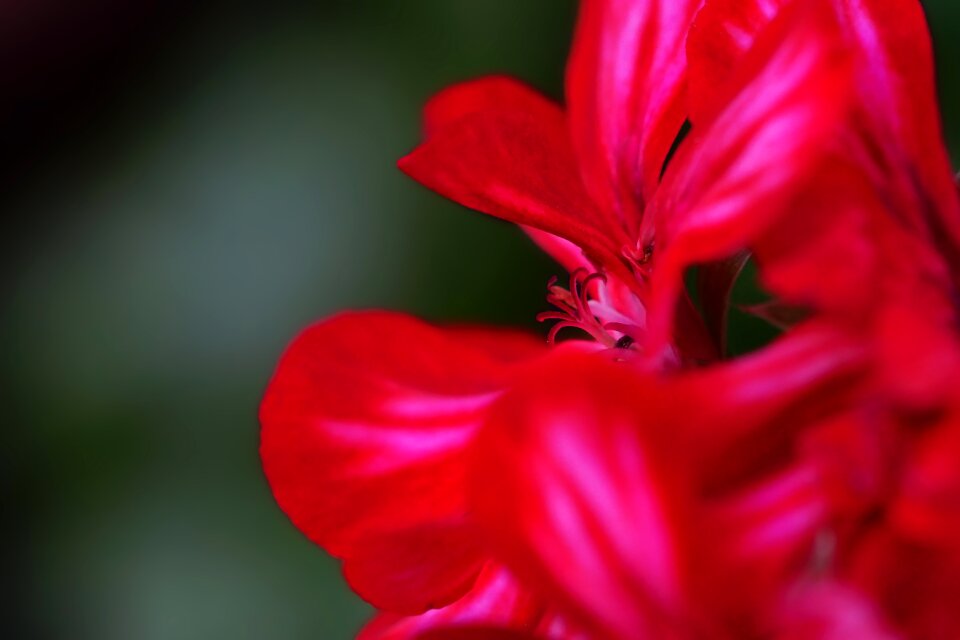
[261,0,960,638]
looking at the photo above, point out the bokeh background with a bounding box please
[4,2,958,638]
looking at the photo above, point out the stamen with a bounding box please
[537,269,618,347]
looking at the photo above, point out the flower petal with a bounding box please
[470,355,691,639]
[688,0,960,278]
[833,0,960,267]
[751,160,890,318]
[420,76,557,140]
[751,159,956,330]
[642,0,853,355]
[399,78,630,272]
[470,330,864,636]
[566,0,704,225]
[259,311,547,613]
[686,0,788,125]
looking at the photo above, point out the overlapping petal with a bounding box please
[470,328,865,638]
[470,354,691,639]
[749,160,958,381]
[641,0,854,355]
[688,0,960,278]
[260,311,553,613]
[566,0,704,226]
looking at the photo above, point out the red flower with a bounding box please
[261,0,960,638]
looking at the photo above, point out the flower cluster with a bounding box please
[260,0,960,638]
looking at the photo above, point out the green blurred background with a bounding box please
[3,2,958,638]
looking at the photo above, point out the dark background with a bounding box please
[4,2,958,638]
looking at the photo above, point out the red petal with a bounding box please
[685,322,866,494]
[686,0,788,126]
[469,331,863,636]
[470,355,691,639]
[751,160,889,318]
[399,78,630,272]
[752,160,956,327]
[688,0,960,278]
[357,565,553,640]
[642,0,853,355]
[420,76,556,139]
[259,311,547,613]
[833,0,960,268]
[566,0,704,226]
[702,463,833,626]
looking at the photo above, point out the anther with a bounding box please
[538,269,615,347]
